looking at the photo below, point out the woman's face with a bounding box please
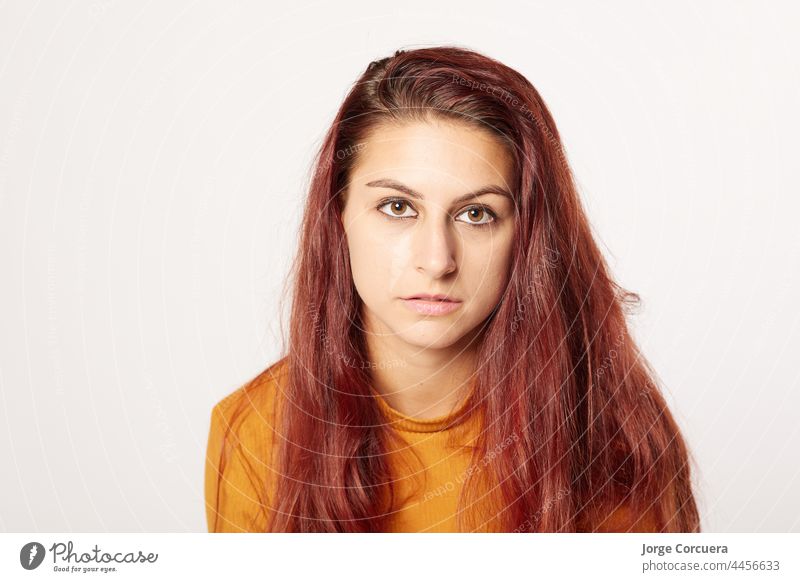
[341,118,516,351]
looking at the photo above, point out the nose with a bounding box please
[412,211,457,278]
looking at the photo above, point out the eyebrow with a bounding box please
[365,178,514,206]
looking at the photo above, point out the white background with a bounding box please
[0,0,798,532]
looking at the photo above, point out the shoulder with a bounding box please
[208,357,290,470]
[205,357,289,532]
[211,357,289,440]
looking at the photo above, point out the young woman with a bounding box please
[205,46,701,533]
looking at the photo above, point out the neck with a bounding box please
[363,314,482,420]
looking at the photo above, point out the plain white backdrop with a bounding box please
[0,0,798,532]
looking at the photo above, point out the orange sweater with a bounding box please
[204,361,658,532]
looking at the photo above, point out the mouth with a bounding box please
[401,295,463,316]
[402,294,460,302]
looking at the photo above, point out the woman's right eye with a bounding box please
[377,199,418,219]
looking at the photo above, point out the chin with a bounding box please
[398,326,467,350]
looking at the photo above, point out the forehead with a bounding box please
[350,119,515,189]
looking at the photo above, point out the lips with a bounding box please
[401,294,463,316]
[403,293,460,302]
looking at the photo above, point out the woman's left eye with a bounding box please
[456,206,496,226]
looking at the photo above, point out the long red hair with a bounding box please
[261,45,700,532]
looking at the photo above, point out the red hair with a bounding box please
[259,45,700,532]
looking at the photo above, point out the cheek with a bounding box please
[463,235,514,301]
[346,219,410,299]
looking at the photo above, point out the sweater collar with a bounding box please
[371,381,478,433]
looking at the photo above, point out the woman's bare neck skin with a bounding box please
[364,308,481,419]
